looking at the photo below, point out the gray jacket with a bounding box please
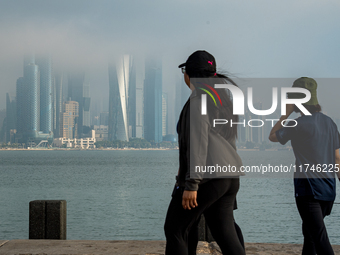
[177,89,244,191]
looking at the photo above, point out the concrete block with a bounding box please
[29,200,46,239]
[29,200,66,240]
[46,200,67,239]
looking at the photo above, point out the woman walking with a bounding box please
[164,50,245,255]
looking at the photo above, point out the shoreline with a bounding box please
[0,147,178,151]
[0,148,291,151]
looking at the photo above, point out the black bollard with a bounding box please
[29,200,66,239]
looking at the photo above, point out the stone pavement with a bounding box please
[0,240,340,255]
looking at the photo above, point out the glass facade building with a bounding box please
[67,72,91,137]
[36,56,53,134]
[16,55,54,145]
[128,56,145,139]
[108,55,131,142]
[25,63,40,135]
[54,73,63,138]
[5,93,16,143]
[143,58,162,143]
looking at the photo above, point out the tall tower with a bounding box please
[5,93,16,143]
[108,55,131,141]
[36,56,52,134]
[24,61,40,136]
[16,77,25,136]
[162,93,168,137]
[128,56,145,139]
[54,73,63,138]
[61,101,79,139]
[144,58,163,143]
[16,54,54,145]
[68,72,91,137]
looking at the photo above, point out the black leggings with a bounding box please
[296,196,334,255]
[164,178,245,255]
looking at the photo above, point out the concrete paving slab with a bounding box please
[0,240,210,255]
[211,242,340,255]
[0,240,340,255]
[0,240,164,255]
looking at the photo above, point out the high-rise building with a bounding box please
[0,109,6,142]
[108,55,131,141]
[128,56,145,139]
[249,101,264,144]
[162,93,168,137]
[237,115,246,143]
[5,93,16,143]
[245,110,253,142]
[36,56,53,134]
[68,72,91,137]
[100,112,109,126]
[16,55,54,146]
[60,101,79,139]
[53,73,63,138]
[83,82,91,127]
[25,62,40,136]
[144,58,163,143]
[16,77,25,136]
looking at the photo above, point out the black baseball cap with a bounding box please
[178,50,216,76]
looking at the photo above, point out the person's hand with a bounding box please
[182,190,198,210]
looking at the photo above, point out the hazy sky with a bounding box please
[1,0,339,120]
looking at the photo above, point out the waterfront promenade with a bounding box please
[1,240,340,255]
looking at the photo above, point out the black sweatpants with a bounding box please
[164,178,245,255]
[295,196,334,255]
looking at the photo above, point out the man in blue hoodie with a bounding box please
[269,77,340,255]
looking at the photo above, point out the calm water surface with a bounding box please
[0,150,339,244]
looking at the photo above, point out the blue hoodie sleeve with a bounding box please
[275,120,298,145]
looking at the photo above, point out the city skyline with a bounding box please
[1,53,182,145]
[2,54,340,145]
[1,0,340,123]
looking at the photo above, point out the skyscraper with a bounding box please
[100,112,109,126]
[108,55,131,141]
[16,77,25,136]
[25,61,40,136]
[16,54,54,145]
[53,73,63,138]
[60,101,79,139]
[5,93,16,143]
[83,82,91,127]
[162,93,168,137]
[67,72,91,137]
[128,56,145,139]
[144,58,163,143]
[36,56,52,134]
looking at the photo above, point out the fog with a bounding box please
[1,0,340,122]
